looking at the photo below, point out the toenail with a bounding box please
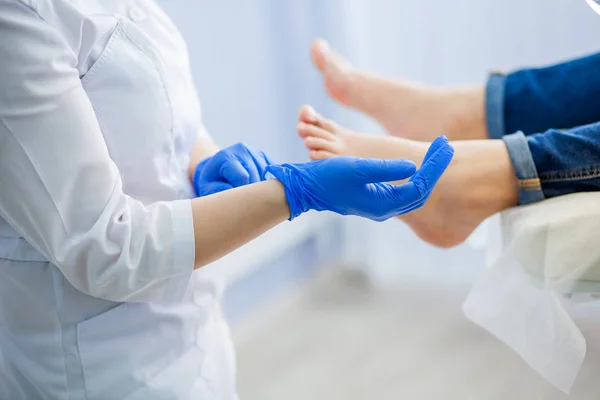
[305,111,317,122]
[316,38,330,52]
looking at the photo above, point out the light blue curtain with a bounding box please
[157,0,343,163]
[327,0,600,285]
[158,0,600,296]
[157,1,347,319]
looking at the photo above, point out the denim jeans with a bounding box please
[485,52,600,204]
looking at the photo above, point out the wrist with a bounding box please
[263,179,293,220]
[266,164,312,220]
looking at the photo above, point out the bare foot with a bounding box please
[297,105,518,248]
[311,39,487,141]
[297,104,424,161]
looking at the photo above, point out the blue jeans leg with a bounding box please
[503,122,600,205]
[485,53,600,204]
[486,52,600,138]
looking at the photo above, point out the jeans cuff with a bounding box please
[485,73,507,139]
[502,131,546,205]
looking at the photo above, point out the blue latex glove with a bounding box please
[193,142,274,197]
[266,136,454,221]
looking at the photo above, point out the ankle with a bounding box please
[348,73,410,116]
[443,86,487,141]
[451,140,519,218]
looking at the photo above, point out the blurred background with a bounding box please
[158,1,600,398]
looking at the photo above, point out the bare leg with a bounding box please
[310,39,487,141]
[297,105,518,247]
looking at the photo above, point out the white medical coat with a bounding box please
[0,0,237,398]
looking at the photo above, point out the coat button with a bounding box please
[128,5,147,22]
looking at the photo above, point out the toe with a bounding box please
[304,136,339,154]
[298,105,317,124]
[311,39,355,107]
[314,116,339,134]
[311,38,352,75]
[310,150,336,160]
[297,122,337,141]
[298,106,340,135]
[311,39,329,72]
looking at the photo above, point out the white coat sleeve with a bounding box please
[0,1,196,302]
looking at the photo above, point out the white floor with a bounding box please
[234,268,600,400]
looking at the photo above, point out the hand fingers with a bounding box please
[358,181,427,221]
[230,143,260,183]
[242,158,262,184]
[384,142,453,213]
[261,151,276,166]
[410,142,454,196]
[352,158,417,184]
[422,135,449,163]
[220,158,250,187]
[371,181,424,217]
[395,190,428,214]
[258,152,277,180]
[246,149,276,181]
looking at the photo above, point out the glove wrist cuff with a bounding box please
[266,164,312,221]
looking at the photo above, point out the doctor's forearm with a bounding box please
[188,136,221,182]
[190,179,290,269]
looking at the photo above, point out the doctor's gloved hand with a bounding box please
[266,136,454,221]
[193,142,275,197]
